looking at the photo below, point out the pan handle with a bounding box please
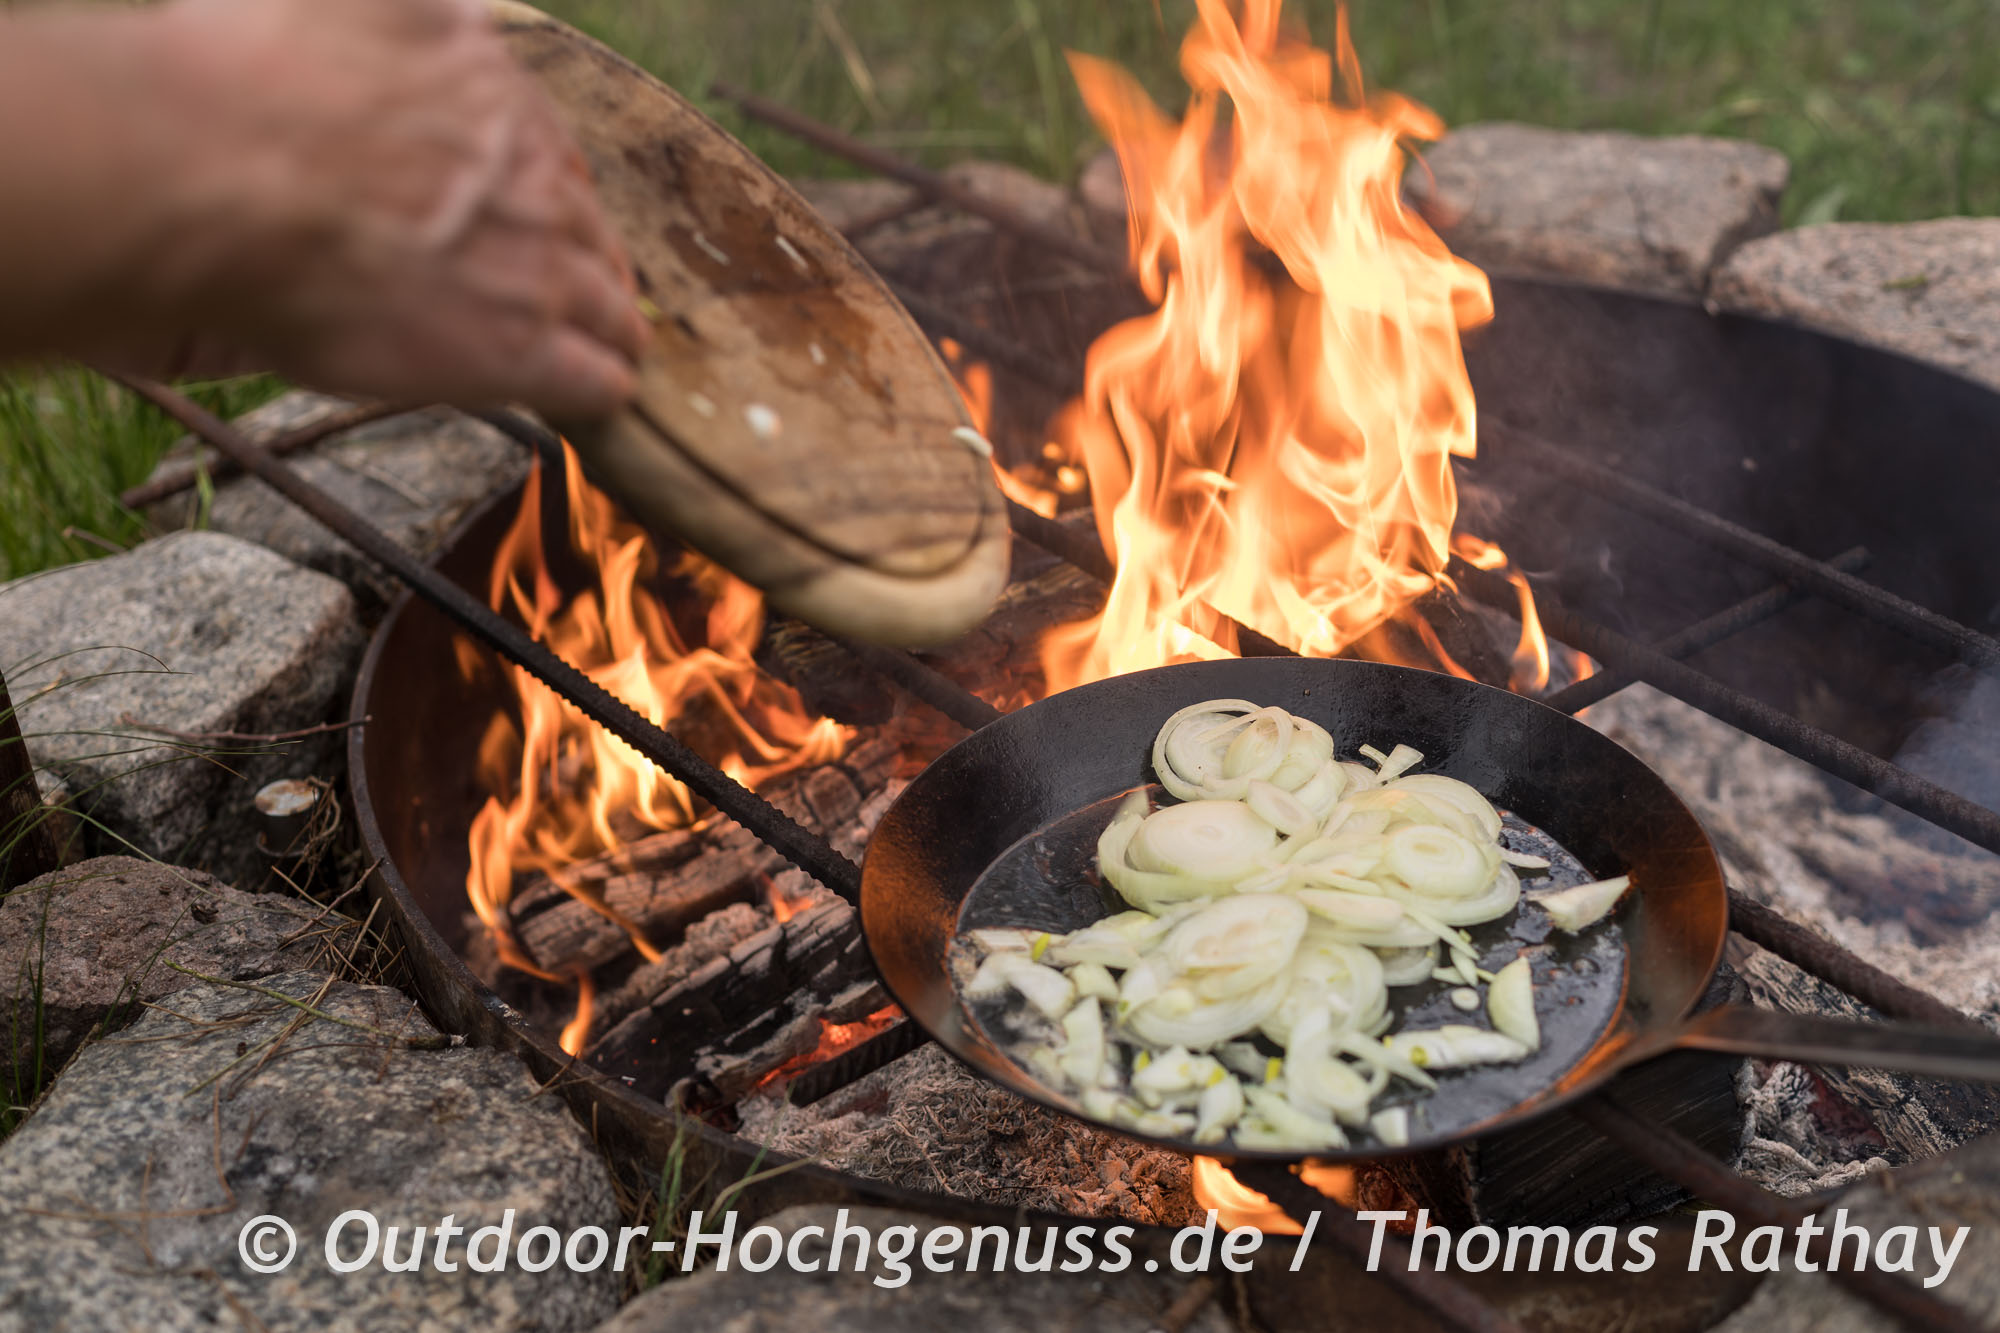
[1667,1004,2000,1082]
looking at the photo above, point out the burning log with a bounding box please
[693,980,896,1103]
[758,618,899,727]
[508,737,897,973]
[589,895,873,1099]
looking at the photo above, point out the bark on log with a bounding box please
[509,737,897,972]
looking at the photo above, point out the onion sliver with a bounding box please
[1387,774,1503,840]
[1383,824,1494,899]
[1376,943,1439,986]
[1128,800,1278,881]
[1271,715,1335,790]
[1125,968,1291,1049]
[1163,893,1307,976]
[1293,887,1406,932]
[1246,780,1318,838]
[1532,875,1632,932]
[1383,863,1522,927]
[1488,957,1539,1051]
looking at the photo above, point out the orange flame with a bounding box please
[756,1005,905,1092]
[1043,0,1542,691]
[465,447,848,1053]
[1192,1157,1357,1232]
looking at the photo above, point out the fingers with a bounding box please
[511,324,639,421]
[556,241,650,367]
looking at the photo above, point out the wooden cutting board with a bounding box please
[494,2,1010,647]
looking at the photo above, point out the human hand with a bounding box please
[145,0,646,418]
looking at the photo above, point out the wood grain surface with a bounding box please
[495,3,1010,644]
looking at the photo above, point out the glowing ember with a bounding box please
[1043,0,1544,691]
[757,1006,905,1092]
[465,446,848,1053]
[1192,1157,1357,1232]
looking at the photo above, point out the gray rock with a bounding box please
[592,1204,1229,1333]
[0,856,343,1080]
[1711,1132,2000,1332]
[1710,218,2000,390]
[1,531,362,883]
[1406,123,1788,296]
[145,392,532,606]
[0,971,620,1333]
[793,160,1083,255]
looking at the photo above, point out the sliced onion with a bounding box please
[1284,1008,1377,1125]
[1124,967,1291,1049]
[1293,887,1406,933]
[1387,1024,1531,1071]
[1487,957,1539,1051]
[1058,1000,1106,1087]
[1162,893,1307,974]
[1382,862,1521,926]
[1153,700,1279,801]
[1382,824,1494,899]
[1066,961,1119,1002]
[1194,1074,1246,1143]
[1375,942,1439,986]
[1499,846,1552,870]
[1370,1106,1411,1147]
[1288,760,1350,820]
[1223,708,1293,782]
[1246,780,1318,838]
[1270,715,1335,790]
[1532,875,1632,932]
[1387,774,1503,840]
[1128,800,1279,881]
[1239,1084,1347,1150]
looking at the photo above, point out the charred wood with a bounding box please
[509,737,898,973]
[589,896,871,1100]
[757,618,899,726]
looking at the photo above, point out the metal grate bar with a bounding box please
[123,379,865,906]
[827,634,1005,731]
[1727,891,1984,1031]
[1457,562,2000,858]
[1572,1097,1982,1333]
[1544,546,1871,715]
[1483,421,2000,671]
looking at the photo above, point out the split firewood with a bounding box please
[588,895,871,1099]
[508,736,898,973]
[695,977,893,1103]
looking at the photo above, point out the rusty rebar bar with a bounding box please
[1727,891,1984,1031]
[1456,563,2000,858]
[1482,421,2000,672]
[1545,546,1872,715]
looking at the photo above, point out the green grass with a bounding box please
[0,370,283,582]
[547,0,1998,224]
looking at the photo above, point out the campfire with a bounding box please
[325,0,2000,1322]
[453,0,1581,1230]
